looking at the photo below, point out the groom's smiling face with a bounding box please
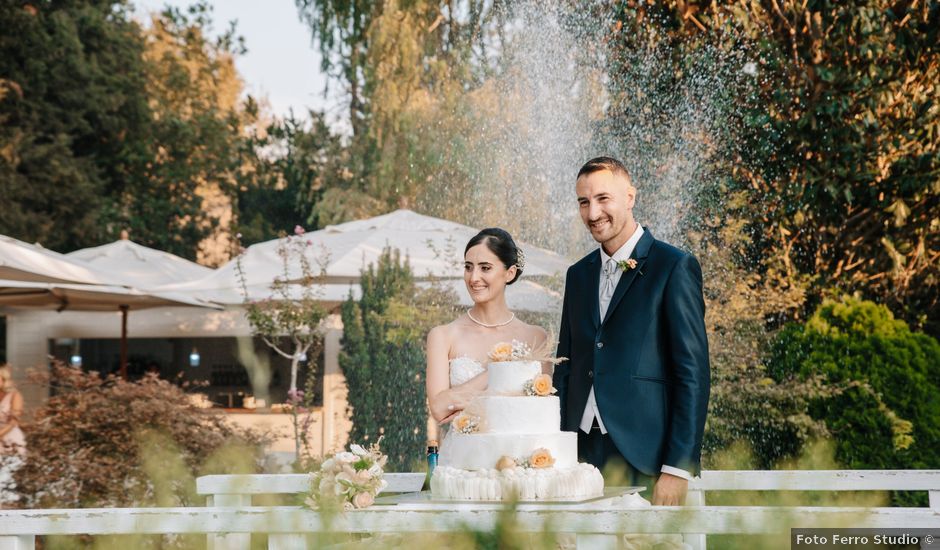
[576,169,636,253]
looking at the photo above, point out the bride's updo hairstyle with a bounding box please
[464,228,525,285]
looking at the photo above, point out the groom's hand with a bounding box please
[652,473,688,506]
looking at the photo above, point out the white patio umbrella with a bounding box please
[0,235,120,285]
[67,238,213,287]
[0,280,219,311]
[0,234,222,377]
[239,209,569,285]
[0,279,221,378]
[195,278,561,312]
[158,209,568,312]
[0,277,222,376]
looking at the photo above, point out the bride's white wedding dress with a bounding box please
[438,357,485,467]
[448,356,486,387]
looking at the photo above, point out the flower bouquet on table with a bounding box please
[304,441,387,511]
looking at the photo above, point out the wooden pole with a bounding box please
[119,305,129,379]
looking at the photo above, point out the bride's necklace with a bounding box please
[466,308,515,328]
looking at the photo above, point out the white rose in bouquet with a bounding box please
[335,452,357,463]
[350,444,369,457]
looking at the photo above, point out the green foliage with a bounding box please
[123,2,251,263]
[734,2,940,333]
[682,218,827,469]
[295,0,376,138]
[235,229,328,462]
[0,1,151,251]
[0,1,255,262]
[767,297,940,487]
[705,372,830,470]
[237,110,347,244]
[597,1,940,477]
[294,0,503,222]
[339,248,459,471]
[614,2,940,334]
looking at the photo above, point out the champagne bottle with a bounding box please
[426,440,439,491]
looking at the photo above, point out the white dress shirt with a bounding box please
[578,223,691,481]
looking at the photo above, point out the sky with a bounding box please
[135,0,342,124]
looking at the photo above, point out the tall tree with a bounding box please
[237,110,347,245]
[294,0,377,138]
[0,1,152,251]
[0,1,257,263]
[124,2,251,263]
[339,248,458,470]
[294,0,507,220]
[607,1,939,335]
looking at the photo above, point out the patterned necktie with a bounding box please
[601,258,617,305]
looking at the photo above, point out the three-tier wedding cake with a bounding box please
[431,343,604,500]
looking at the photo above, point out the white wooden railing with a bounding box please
[682,469,940,550]
[0,470,937,550]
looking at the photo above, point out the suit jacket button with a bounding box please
[596,342,604,349]
[588,370,593,378]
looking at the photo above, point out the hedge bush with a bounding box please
[767,297,940,502]
[14,364,268,509]
[340,248,459,471]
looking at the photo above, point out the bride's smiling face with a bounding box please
[464,243,516,303]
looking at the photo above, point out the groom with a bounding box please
[554,156,710,505]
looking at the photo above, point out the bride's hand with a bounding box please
[440,409,461,424]
[447,388,479,411]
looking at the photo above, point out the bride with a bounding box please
[426,228,548,453]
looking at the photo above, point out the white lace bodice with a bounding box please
[448,357,485,387]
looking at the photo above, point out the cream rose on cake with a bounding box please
[488,342,515,362]
[453,412,481,434]
[495,456,517,471]
[529,448,556,468]
[523,373,556,397]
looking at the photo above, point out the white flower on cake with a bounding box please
[305,440,387,511]
[350,444,369,456]
[453,412,481,434]
[523,373,557,397]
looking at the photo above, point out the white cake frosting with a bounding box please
[438,432,578,469]
[486,360,541,394]
[433,359,604,501]
[469,396,560,434]
[431,463,603,501]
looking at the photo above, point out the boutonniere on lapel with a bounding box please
[617,259,639,272]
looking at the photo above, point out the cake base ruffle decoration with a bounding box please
[430,463,604,501]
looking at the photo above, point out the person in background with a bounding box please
[0,365,26,457]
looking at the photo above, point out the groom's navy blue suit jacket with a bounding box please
[554,230,710,476]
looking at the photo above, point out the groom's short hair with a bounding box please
[577,156,633,186]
